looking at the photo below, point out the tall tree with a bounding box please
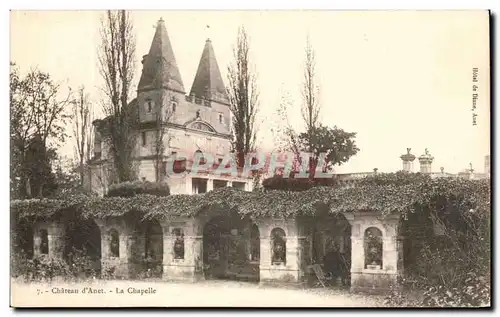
[97,10,137,183]
[71,86,94,188]
[10,63,72,198]
[297,37,359,177]
[227,26,259,168]
[270,38,359,180]
[301,36,320,152]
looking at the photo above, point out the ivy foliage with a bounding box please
[10,172,490,225]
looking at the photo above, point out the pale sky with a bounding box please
[10,10,490,174]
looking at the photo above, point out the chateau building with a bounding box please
[89,18,253,196]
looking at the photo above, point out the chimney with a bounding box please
[400,148,416,172]
[418,148,434,174]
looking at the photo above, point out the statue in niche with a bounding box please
[173,228,185,260]
[364,227,383,268]
[196,110,201,119]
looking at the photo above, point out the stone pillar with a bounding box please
[207,179,214,192]
[400,148,416,172]
[350,236,364,276]
[245,181,253,192]
[185,175,192,194]
[33,230,42,257]
[418,149,434,174]
[128,229,145,278]
[47,222,65,259]
[345,212,402,294]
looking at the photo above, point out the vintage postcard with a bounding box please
[9,10,491,308]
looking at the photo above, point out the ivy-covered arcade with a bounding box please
[10,173,490,294]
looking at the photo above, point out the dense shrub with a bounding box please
[11,249,99,282]
[11,254,70,282]
[262,174,338,191]
[106,181,170,197]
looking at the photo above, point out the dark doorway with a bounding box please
[64,219,102,277]
[143,219,163,278]
[203,212,259,282]
[310,213,352,287]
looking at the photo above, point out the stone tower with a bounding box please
[132,18,242,192]
[400,148,416,172]
[418,148,434,174]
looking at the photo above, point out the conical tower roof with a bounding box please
[138,18,185,93]
[189,39,229,104]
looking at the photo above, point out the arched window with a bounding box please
[109,229,120,258]
[271,228,286,265]
[194,149,206,165]
[250,224,260,262]
[40,229,49,255]
[364,227,383,269]
[172,228,185,260]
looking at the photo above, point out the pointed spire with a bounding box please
[138,18,185,93]
[189,38,229,104]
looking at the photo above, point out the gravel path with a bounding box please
[11,278,385,308]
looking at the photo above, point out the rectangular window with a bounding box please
[147,100,152,112]
[213,180,227,189]
[233,182,246,191]
[141,132,147,146]
[192,178,208,194]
